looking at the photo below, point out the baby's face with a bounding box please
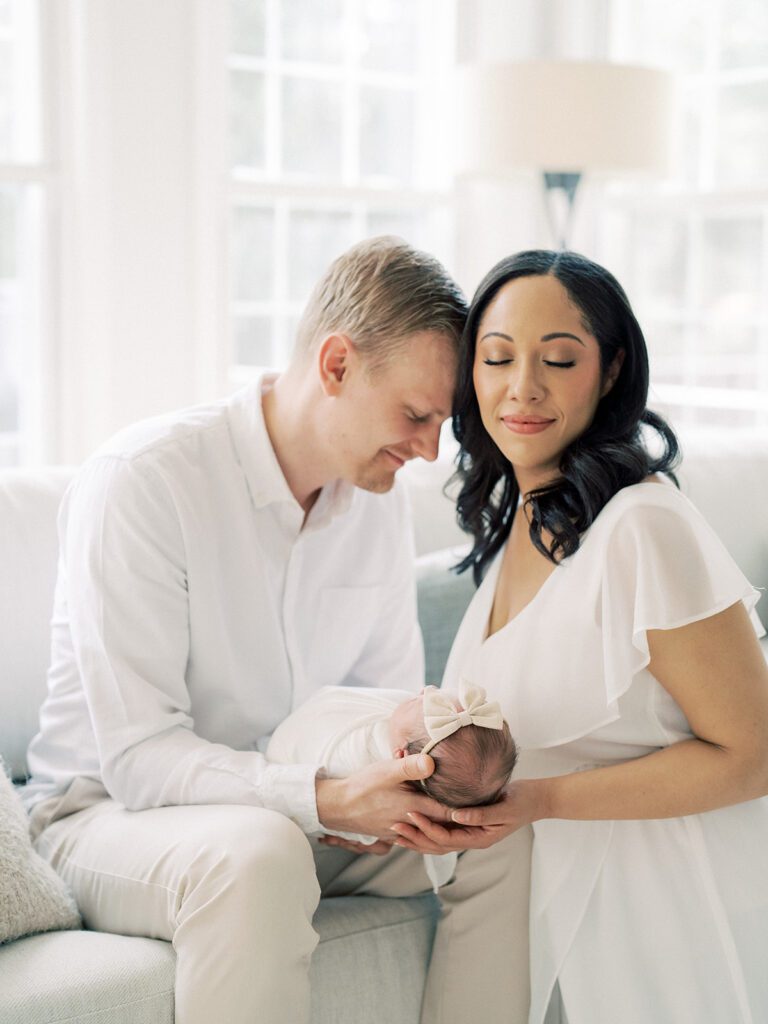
[388,692,425,753]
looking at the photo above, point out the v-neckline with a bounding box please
[481,550,563,644]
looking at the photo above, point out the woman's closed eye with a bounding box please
[482,357,576,368]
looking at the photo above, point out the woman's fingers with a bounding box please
[390,821,456,854]
[412,793,455,823]
[450,806,500,826]
[392,812,503,852]
[405,810,465,843]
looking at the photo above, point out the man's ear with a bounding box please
[601,348,626,398]
[318,334,354,396]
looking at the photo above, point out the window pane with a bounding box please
[0,438,19,466]
[720,0,768,68]
[282,77,343,178]
[632,214,688,309]
[234,315,274,366]
[699,218,762,322]
[0,40,11,160]
[287,209,355,302]
[231,0,266,56]
[613,1,708,72]
[230,70,266,169]
[0,189,20,433]
[646,322,687,386]
[360,85,413,183]
[0,183,42,440]
[281,0,344,63]
[691,406,755,429]
[0,0,41,162]
[716,81,768,188]
[367,209,418,243]
[232,206,274,301]
[678,89,703,187]
[699,323,756,358]
[360,0,421,72]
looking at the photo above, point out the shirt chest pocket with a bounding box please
[312,585,384,684]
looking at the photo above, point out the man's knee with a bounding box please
[185,807,319,911]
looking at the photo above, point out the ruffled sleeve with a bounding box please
[599,485,765,709]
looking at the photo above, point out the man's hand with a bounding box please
[317,835,395,856]
[315,753,453,840]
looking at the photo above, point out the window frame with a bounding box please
[225,0,457,378]
[0,0,58,464]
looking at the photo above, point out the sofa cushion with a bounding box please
[416,546,475,685]
[0,893,438,1024]
[310,893,439,1024]
[0,931,175,1024]
[0,762,81,945]
[0,468,73,781]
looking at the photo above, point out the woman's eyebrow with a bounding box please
[479,330,586,347]
[479,331,514,343]
[541,332,585,347]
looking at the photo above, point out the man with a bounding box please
[25,237,467,1023]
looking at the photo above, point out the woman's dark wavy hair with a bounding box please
[453,249,680,584]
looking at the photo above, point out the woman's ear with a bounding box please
[601,349,626,398]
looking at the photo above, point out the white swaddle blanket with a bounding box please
[266,685,457,890]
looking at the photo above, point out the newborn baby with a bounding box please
[266,680,517,889]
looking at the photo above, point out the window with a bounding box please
[601,0,768,435]
[227,0,455,377]
[0,0,50,465]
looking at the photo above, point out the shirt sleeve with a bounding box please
[341,481,425,693]
[599,488,765,710]
[60,455,323,833]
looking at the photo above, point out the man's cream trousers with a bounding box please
[33,798,531,1024]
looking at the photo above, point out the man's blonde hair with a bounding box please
[294,236,467,371]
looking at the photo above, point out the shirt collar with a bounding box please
[226,372,356,522]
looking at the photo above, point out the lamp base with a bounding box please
[542,172,581,250]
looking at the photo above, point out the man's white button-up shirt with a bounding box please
[25,377,424,833]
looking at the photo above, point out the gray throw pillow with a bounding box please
[0,760,81,944]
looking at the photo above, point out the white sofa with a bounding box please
[1,437,766,1023]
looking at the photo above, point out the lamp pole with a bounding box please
[542,172,581,250]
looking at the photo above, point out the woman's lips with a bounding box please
[501,415,555,435]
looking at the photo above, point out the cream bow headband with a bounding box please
[420,679,504,756]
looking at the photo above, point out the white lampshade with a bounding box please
[455,60,674,178]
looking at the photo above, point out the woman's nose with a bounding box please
[507,361,545,403]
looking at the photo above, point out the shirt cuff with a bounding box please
[259,762,322,834]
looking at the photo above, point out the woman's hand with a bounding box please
[390,778,550,854]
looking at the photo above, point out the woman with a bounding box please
[393,251,768,1023]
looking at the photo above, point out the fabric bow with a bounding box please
[421,679,504,755]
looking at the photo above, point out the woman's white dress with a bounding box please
[441,481,767,1024]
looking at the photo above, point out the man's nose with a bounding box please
[413,421,442,463]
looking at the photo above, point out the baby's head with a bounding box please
[388,683,517,808]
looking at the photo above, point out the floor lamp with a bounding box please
[455,60,673,249]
